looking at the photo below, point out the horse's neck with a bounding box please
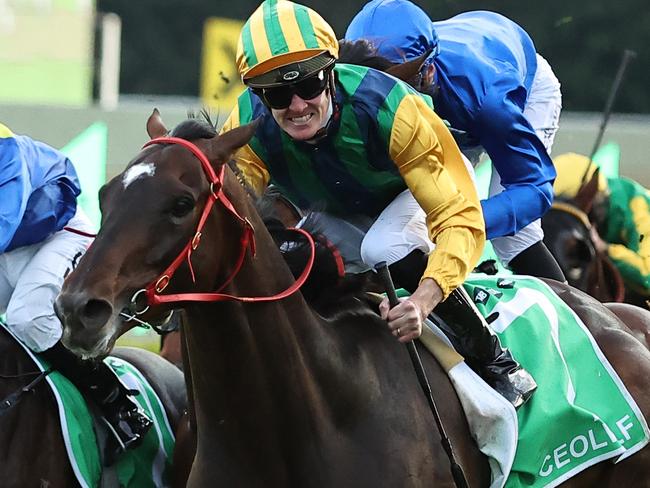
[184,212,343,452]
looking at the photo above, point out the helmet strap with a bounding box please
[421,62,439,98]
[302,68,338,144]
[327,67,336,107]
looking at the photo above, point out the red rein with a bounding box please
[140,137,315,306]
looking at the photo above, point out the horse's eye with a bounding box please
[169,196,195,218]
[568,267,583,281]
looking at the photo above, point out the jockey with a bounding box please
[554,152,650,298]
[221,0,536,406]
[345,0,566,282]
[0,124,152,457]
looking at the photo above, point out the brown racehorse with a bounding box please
[542,198,626,303]
[541,169,649,308]
[0,326,187,487]
[55,111,650,487]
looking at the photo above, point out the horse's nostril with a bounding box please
[81,299,113,325]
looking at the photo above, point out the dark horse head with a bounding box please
[55,110,259,358]
[542,168,625,303]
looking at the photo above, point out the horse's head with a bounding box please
[543,168,624,301]
[542,201,596,289]
[56,110,258,358]
[543,167,601,289]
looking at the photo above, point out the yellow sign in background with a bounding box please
[201,17,245,112]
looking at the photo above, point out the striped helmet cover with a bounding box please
[553,152,609,197]
[236,0,339,81]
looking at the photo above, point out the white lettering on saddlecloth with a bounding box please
[617,415,634,441]
[569,435,589,458]
[538,416,637,477]
[588,429,608,450]
[553,443,570,469]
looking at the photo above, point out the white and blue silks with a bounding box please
[0,123,81,253]
[0,124,90,352]
[345,3,557,241]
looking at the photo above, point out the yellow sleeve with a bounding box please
[219,104,270,196]
[607,194,650,292]
[388,94,485,298]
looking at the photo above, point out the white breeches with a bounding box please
[298,190,433,274]
[0,209,94,352]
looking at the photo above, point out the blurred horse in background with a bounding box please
[0,326,187,487]
[541,168,650,308]
[542,198,625,303]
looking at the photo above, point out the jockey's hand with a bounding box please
[379,278,444,343]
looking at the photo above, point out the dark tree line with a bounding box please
[99,0,650,113]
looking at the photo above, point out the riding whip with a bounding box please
[582,48,637,186]
[375,262,469,488]
[0,368,52,417]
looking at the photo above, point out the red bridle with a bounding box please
[136,136,315,308]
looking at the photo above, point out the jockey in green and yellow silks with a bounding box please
[220,0,537,407]
[555,152,650,297]
[225,0,482,294]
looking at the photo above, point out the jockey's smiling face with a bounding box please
[270,88,330,141]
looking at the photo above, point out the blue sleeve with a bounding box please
[1,132,81,252]
[474,75,555,239]
[0,137,30,252]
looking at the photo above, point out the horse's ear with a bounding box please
[385,51,429,84]
[147,108,168,139]
[209,118,260,164]
[573,167,601,214]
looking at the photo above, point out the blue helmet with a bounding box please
[345,0,439,64]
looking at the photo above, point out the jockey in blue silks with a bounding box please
[345,0,566,281]
[0,123,152,460]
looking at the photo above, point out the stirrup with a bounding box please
[101,406,153,456]
[486,367,537,408]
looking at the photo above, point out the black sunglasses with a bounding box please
[256,69,330,109]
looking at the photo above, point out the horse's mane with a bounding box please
[171,110,218,140]
[256,189,377,319]
[338,39,395,71]
[171,111,376,318]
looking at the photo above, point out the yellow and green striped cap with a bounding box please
[0,123,14,138]
[236,0,339,81]
[554,152,609,197]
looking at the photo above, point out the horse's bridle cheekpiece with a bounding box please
[130,137,314,309]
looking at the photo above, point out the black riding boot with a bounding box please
[509,241,566,282]
[40,341,153,460]
[435,287,537,407]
